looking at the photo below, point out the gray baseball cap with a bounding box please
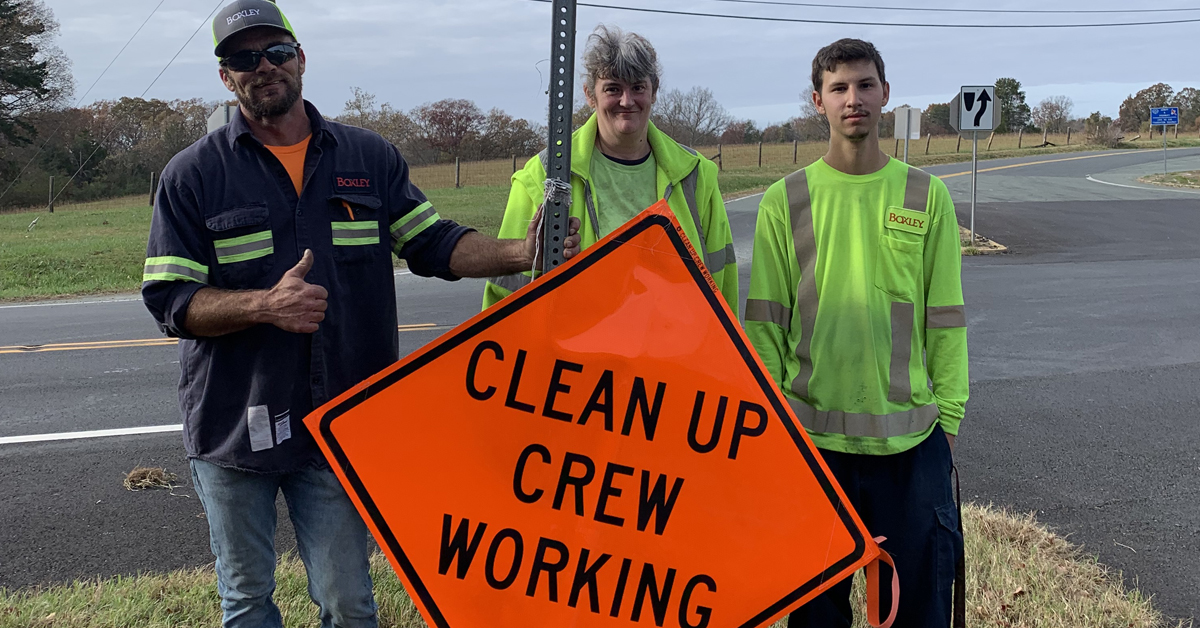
[212,0,298,57]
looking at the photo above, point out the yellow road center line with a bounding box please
[938,149,1162,179]
[0,324,447,354]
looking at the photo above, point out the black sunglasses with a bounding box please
[220,42,300,73]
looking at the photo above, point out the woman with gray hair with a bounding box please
[483,24,737,311]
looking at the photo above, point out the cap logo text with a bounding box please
[227,8,260,24]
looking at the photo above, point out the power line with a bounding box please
[707,0,1200,15]
[47,0,227,208]
[528,0,1200,27]
[0,0,168,203]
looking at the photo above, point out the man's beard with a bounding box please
[237,72,302,119]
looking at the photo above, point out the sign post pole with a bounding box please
[542,0,576,271]
[971,130,978,246]
[1163,124,1168,174]
[903,109,911,164]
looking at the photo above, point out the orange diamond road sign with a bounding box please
[306,202,890,628]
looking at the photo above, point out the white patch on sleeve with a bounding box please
[247,405,273,452]
[274,409,292,445]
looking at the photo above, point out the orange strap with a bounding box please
[865,536,900,628]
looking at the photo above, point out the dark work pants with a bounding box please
[788,425,962,628]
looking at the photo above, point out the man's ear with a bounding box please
[881,80,890,109]
[297,46,306,76]
[812,89,825,116]
[219,67,236,93]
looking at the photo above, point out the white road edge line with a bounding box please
[0,424,182,444]
[0,297,142,310]
[1085,175,1200,196]
[394,269,411,276]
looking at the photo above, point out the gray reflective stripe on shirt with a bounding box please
[787,397,940,439]
[213,231,273,263]
[489,272,532,293]
[331,221,380,244]
[744,298,791,331]
[390,202,437,250]
[707,242,735,271]
[786,169,818,399]
[903,166,932,212]
[583,180,601,236]
[666,165,705,251]
[927,305,967,328]
[143,256,209,283]
[888,301,915,403]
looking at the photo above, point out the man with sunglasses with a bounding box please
[142,2,580,627]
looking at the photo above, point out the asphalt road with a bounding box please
[2,146,1199,620]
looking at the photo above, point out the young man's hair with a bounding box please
[811,38,885,93]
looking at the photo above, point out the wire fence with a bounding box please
[406,132,1083,190]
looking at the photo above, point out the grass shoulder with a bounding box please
[0,503,1180,627]
[1138,170,1200,189]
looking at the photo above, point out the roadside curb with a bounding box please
[960,226,1007,255]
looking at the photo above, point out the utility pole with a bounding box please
[542,0,576,271]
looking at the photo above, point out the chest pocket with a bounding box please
[329,193,384,264]
[207,203,275,288]
[875,206,927,301]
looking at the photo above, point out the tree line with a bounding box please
[3,0,1196,210]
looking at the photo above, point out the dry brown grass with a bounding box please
[1139,170,1200,189]
[1,503,1185,628]
[122,466,179,491]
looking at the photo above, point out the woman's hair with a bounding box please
[581,24,662,95]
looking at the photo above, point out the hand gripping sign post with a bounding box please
[950,85,997,247]
[305,204,900,628]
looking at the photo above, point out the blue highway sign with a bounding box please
[1151,107,1180,126]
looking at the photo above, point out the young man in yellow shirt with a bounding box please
[746,39,967,627]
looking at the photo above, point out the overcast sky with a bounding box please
[43,0,1198,127]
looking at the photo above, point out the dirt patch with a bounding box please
[1139,170,1200,189]
[960,225,1008,255]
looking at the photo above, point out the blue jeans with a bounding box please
[788,425,962,628]
[190,458,378,628]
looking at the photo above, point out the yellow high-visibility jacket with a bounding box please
[482,115,738,312]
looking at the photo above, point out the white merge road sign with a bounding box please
[958,85,996,132]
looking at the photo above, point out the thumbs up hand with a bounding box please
[264,249,328,333]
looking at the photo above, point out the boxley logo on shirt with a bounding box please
[334,172,374,194]
[888,212,925,230]
[884,206,929,235]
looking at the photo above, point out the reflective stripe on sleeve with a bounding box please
[214,231,273,264]
[788,397,940,439]
[887,301,915,403]
[391,201,439,251]
[331,221,380,246]
[927,305,967,329]
[744,299,791,332]
[488,272,532,293]
[786,169,818,399]
[143,256,209,284]
[706,243,735,272]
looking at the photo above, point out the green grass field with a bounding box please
[0,504,1180,628]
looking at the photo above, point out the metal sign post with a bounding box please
[542,0,576,271]
[950,85,997,247]
[1150,107,1179,175]
[893,106,919,164]
[971,131,978,245]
